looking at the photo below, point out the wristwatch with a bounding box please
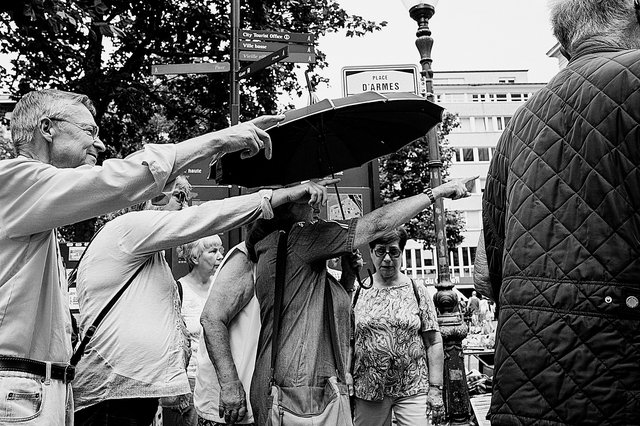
[424,187,436,204]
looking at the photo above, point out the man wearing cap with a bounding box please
[0,88,283,424]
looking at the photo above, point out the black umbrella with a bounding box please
[216,91,444,188]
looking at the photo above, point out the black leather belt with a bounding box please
[0,356,75,383]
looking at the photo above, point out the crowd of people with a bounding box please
[0,1,638,425]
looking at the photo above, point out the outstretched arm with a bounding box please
[201,248,255,425]
[353,177,477,248]
[172,115,284,174]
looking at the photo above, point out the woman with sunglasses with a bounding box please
[351,226,444,426]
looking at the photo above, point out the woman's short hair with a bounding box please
[178,235,223,272]
[11,89,96,156]
[368,226,409,251]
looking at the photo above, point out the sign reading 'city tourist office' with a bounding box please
[341,64,420,96]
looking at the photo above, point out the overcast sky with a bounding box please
[1,0,561,107]
[295,0,560,105]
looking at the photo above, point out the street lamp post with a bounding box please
[400,1,472,424]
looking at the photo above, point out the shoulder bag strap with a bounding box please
[70,259,147,366]
[410,278,425,333]
[269,230,288,384]
[324,277,344,381]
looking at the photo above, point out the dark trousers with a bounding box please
[75,398,159,426]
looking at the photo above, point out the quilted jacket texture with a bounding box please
[482,41,640,425]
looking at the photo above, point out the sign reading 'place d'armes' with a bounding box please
[342,64,420,97]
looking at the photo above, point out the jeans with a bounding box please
[0,370,73,425]
[74,398,159,426]
[353,393,429,426]
[162,386,197,426]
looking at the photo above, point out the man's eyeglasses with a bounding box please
[373,246,402,258]
[151,190,189,206]
[49,117,100,140]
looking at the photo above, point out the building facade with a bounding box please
[402,70,547,294]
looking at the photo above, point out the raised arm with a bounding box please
[172,115,284,174]
[352,177,477,248]
[201,248,255,425]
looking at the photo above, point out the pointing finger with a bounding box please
[315,178,341,187]
[255,127,273,160]
[250,114,286,131]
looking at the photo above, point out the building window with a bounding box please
[405,250,412,269]
[453,149,461,162]
[463,148,474,162]
[414,249,422,268]
[472,117,487,132]
[458,117,471,131]
[496,94,507,102]
[499,77,515,83]
[495,116,511,131]
[478,147,490,161]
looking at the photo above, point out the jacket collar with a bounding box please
[570,40,628,62]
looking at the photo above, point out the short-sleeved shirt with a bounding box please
[249,218,357,426]
[352,280,439,401]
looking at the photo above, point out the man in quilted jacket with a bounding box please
[481,1,640,424]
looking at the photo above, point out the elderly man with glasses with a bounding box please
[0,88,284,424]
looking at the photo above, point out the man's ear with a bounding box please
[38,117,54,143]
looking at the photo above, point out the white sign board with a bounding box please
[342,64,420,97]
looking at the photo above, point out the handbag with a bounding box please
[266,230,353,426]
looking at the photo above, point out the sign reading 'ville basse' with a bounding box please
[341,64,421,97]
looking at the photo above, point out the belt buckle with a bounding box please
[63,364,75,383]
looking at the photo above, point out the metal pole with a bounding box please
[228,0,241,248]
[408,4,471,424]
[230,0,240,126]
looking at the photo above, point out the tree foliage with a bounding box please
[379,111,466,249]
[0,0,385,240]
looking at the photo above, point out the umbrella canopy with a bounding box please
[217,91,444,187]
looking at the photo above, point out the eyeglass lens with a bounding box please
[374,247,401,258]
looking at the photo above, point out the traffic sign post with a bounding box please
[238,46,289,79]
[151,62,230,75]
[239,29,315,44]
[239,40,314,53]
[239,51,315,63]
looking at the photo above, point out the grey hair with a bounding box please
[178,235,223,272]
[549,0,640,55]
[10,89,96,155]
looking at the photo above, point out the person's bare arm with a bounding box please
[173,115,284,174]
[201,249,255,424]
[423,330,445,424]
[353,177,477,248]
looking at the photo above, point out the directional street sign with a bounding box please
[151,62,230,75]
[239,40,314,54]
[238,46,289,79]
[240,29,315,44]
[239,51,315,63]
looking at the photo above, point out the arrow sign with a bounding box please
[239,51,315,63]
[151,62,230,75]
[238,46,289,79]
[240,29,315,44]
[239,40,314,53]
